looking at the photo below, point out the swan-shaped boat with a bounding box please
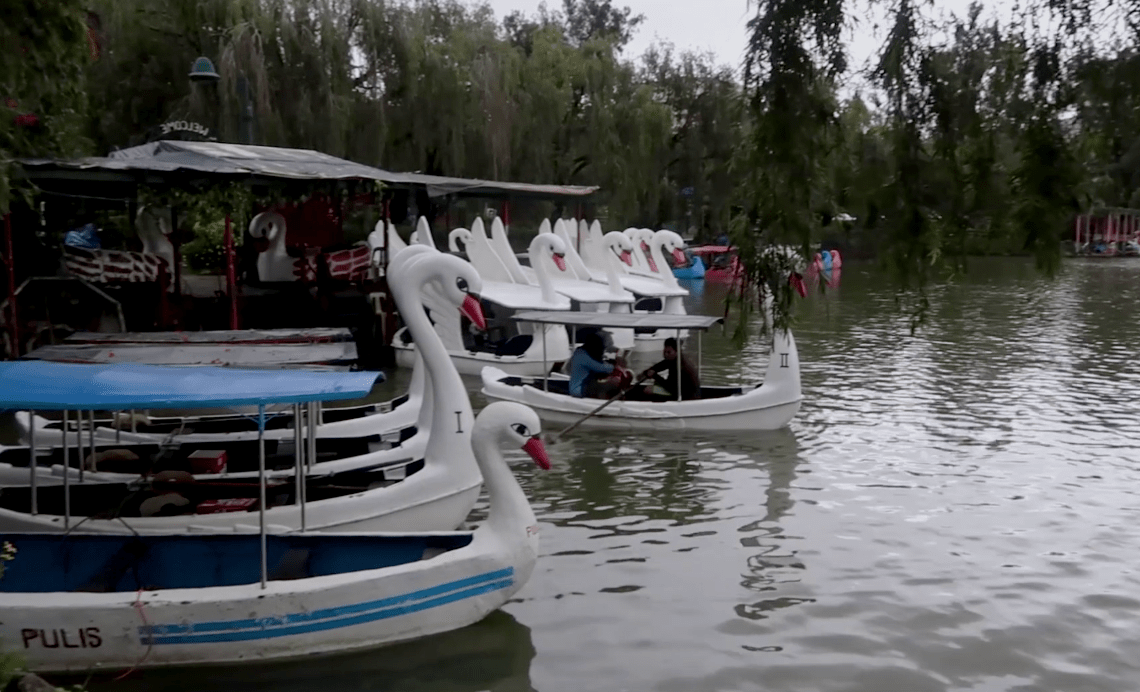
[392,219,572,376]
[6,352,424,451]
[480,305,802,431]
[135,205,176,288]
[248,212,311,283]
[671,248,707,280]
[522,220,638,351]
[0,251,489,534]
[578,228,691,352]
[0,356,425,488]
[685,246,742,284]
[0,401,549,672]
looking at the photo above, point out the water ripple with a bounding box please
[87,259,1140,692]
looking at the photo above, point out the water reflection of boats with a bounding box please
[526,426,804,534]
[530,431,711,526]
[731,426,814,619]
[84,609,537,692]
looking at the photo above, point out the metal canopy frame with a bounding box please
[10,361,377,589]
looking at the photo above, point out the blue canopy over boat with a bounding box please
[0,361,383,411]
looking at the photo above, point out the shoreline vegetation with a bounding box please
[3,0,1136,331]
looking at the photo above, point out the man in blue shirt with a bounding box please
[569,332,621,398]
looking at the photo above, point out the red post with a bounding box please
[3,213,18,357]
[500,200,511,231]
[224,214,239,330]
[171,208,183,298]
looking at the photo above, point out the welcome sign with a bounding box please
[145,119,217,143]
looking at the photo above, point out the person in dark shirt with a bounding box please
[639,337,700,400]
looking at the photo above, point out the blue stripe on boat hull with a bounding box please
[140,568,515,646]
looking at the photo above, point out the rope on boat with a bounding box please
[112,586,153,681]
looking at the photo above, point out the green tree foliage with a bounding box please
[10,0,1140,335]
[80,0,734,233]
[732,0,1136,329]
[0,0,92,213]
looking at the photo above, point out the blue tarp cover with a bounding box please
[0,361,383,411]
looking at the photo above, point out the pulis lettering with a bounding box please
[21,627,102,649]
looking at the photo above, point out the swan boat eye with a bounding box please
[511,423,530,437]
[456,277,469,292]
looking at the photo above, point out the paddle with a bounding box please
[550,371,653,442]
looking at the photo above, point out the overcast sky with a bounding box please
[484,0,1016,77]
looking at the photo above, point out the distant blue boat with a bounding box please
[672,251,706,280]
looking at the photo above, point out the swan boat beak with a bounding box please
[553,253,567,272]
[461,294,488,331]
[672,248,687,265]
[641,243,657,271]
[522,436,551,470]
[620,250,633,266]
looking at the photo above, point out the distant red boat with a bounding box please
[687,245,743,284]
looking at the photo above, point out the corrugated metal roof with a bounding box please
[18,141,599,199]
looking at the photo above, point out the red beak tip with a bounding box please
[461,295,487,331]
[523,438,551,470]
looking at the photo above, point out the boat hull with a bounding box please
[0,530,535,673]
[0,480,481,535]
[12,388,421,447]
[481,371,800,432]
[0,424,482,535]
[0,408,427,488]
[482,385,800,431]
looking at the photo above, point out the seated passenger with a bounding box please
[569,333,624,398]
[638,337,700,401]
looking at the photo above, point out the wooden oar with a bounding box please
[551,372,652,442]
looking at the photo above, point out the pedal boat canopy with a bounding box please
[0,361,383,411]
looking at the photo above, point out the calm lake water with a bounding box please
[91,257,1140,692]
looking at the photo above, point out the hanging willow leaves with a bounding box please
[730,0,848,341]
